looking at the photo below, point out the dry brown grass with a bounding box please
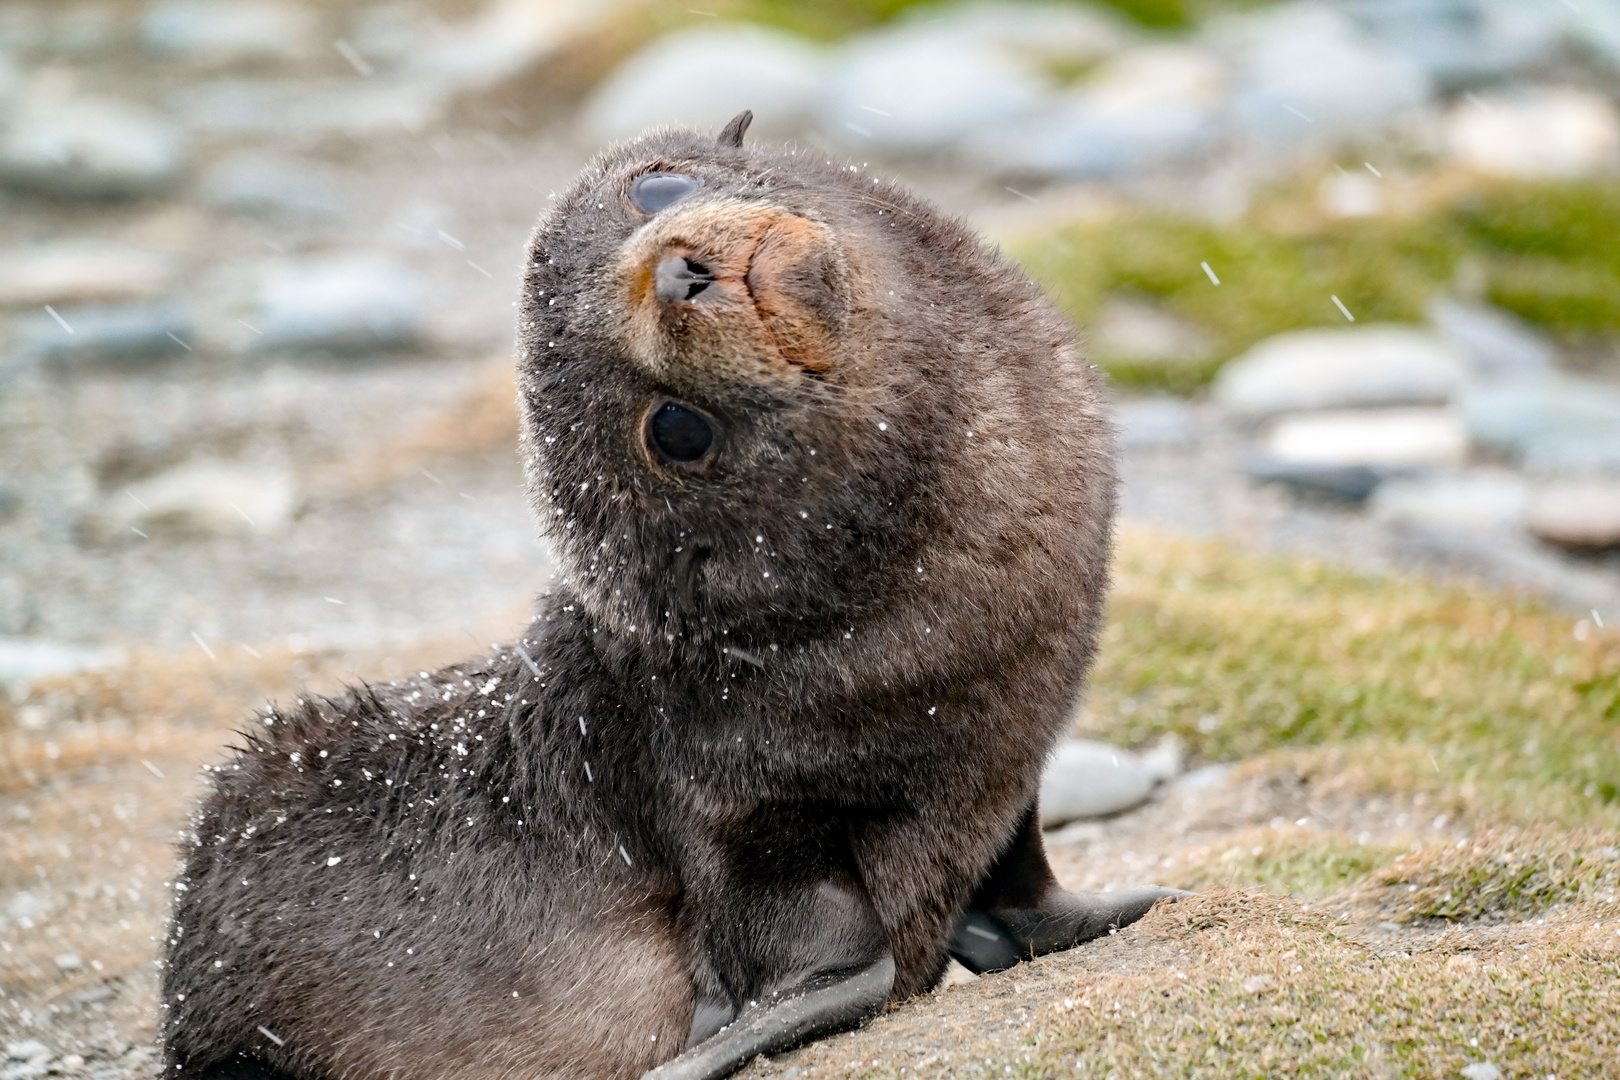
[0,631,494,1059]
[744,890,1620,1079]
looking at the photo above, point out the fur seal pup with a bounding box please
[160,111,1181,1080]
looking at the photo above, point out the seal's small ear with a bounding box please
[718,110,754,148]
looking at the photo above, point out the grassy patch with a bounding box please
[1179,830,1403,897]
[1016,179,1620,391]
[1022,899,1620,1079]
[751,891,1620,1080]
[1365,827,1620,922]
[713,0,940,40]
[703,0,1288,41]
[1078,529,1620,826]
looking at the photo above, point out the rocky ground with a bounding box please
[3,0,1620,1076]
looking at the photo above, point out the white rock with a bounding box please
[1242,458,1384,503]
[914,2,1132,61]
[3,1041,51,1066]
[0,95,187,198]
[977,44,1226,177]
[1225,4,1433,146]
[0,638,121,688]
[1526,480,1620,550]
[0,243,173,307]
[1117,397,1196,450]
[1318,170,1382,218]
[1265,408,1468,468]
[1214,325,1467,420]
[198,152,347,217]
[830,0,1137,155]
[26,304,194,366]
[407,0,634,98]
[94,460,298,539]
[254,254,426,354]
[141,0,319,66]
[52,953,84,973]
[350,4,436,65]
[1092,294,1211,365]
[170,78,444,137]
[3,893,49,924]
[1039,737,1180,827]
[1460,1064,1501,1080]
[580,25,825,142]
[1347,0,1573,88]
[818,21,1048,151]
[1427,297,1555,380]
[1447,86,1620,180]
[1370,471,1529,533]
[168,1,625,134]
[1573,0,1620,70]
[0,50,20,106]
[1458,376,1620,463]
[50,6,119,55]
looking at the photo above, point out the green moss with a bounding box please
[1455,182,1620,335]
[1080,531,1620,827]
[1186,835,1401,897]
[1376,830,1620,921]
[714,0,1208,37]
[713,0,940,41]
[1017,213,1456,391]
[1095,0,1191,27]
[1015,179,1620,391]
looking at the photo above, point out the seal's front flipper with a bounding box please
[992,884,1187,957]
[642,957,895,1080]
[947,803,1188,974]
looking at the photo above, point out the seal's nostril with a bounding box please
[654,256,714,303]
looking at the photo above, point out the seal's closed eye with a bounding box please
[632,173,702,214]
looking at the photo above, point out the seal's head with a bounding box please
[518,111,1113,674]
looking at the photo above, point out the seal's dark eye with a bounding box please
[631,173,701,214]
[647,401,715,464]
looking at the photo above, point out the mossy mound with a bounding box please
[1017,180,1620,392]
[1079,528,1620,825]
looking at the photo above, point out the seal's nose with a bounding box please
[654,255,714,303]
[618,199,847,376]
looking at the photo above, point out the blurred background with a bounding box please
[3,3,1620,1074]
[1,0,1619,682]
[2,0,1619,690]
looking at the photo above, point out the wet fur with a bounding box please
[161,123,1115,1079]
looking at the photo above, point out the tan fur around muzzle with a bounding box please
[614,197,848,381]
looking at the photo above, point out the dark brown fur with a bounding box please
[161,120,1122,1080]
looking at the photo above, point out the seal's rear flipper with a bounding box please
[642,956,893,1080]
[946,908,1022,974]
[179,1057,300,1080]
